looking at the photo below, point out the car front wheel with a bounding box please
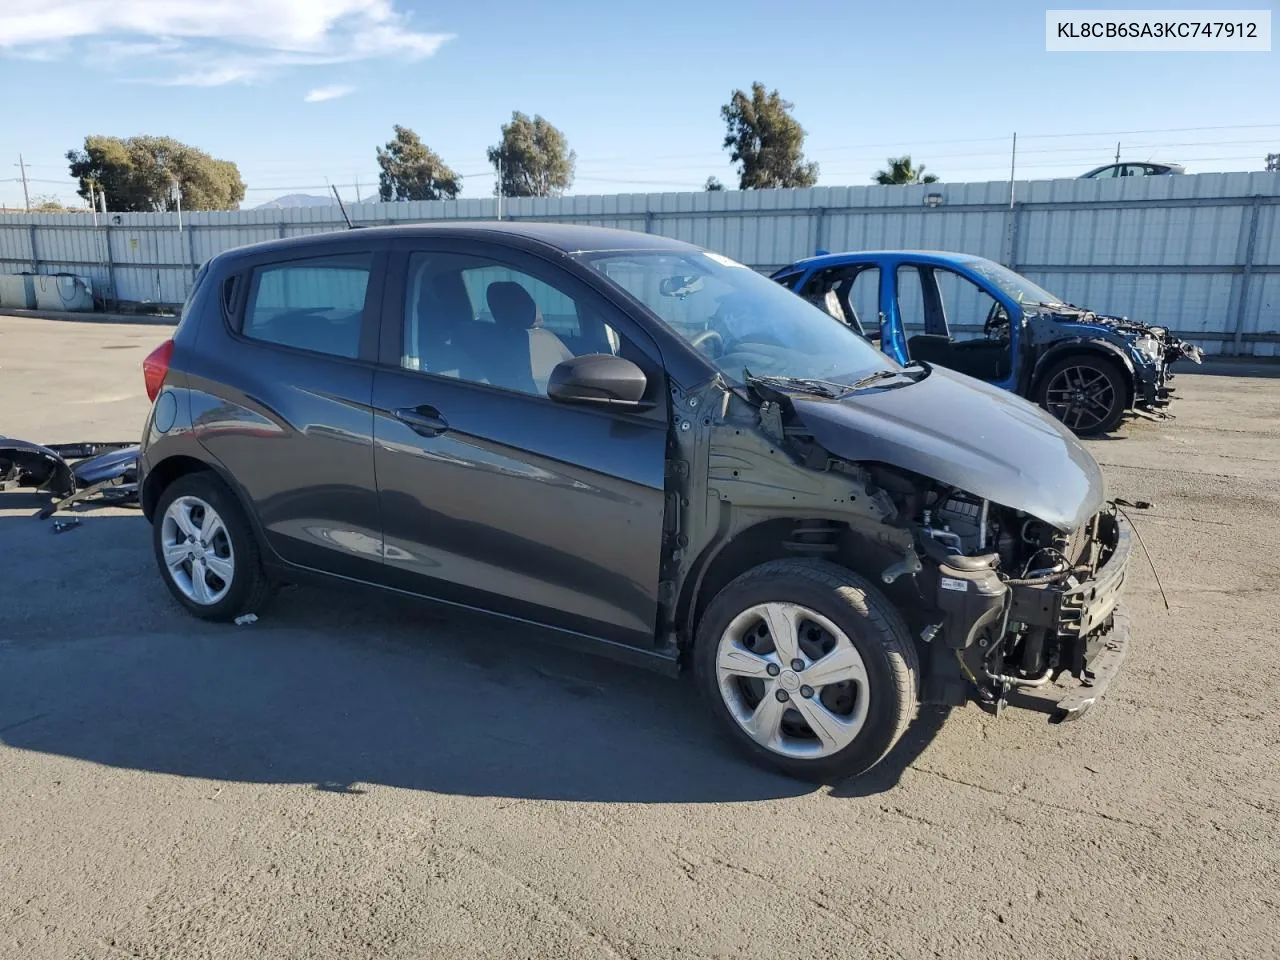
[694,559,919,783]
[1036,355,1129,435]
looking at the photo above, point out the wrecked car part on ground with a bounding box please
[0,437,140,518]
[137,223,1133,783]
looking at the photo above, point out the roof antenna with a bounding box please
[328,179,354,229]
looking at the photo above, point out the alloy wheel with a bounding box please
[159,495,235,606]
[1044,365,1116,432]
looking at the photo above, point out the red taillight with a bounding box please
[143,339,175,402]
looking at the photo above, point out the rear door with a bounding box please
[190,240,387,581]
[796,264,883,340]
[370,238,670,648]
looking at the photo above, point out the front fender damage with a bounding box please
[663,376,1132,723]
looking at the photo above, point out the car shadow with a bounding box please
[0,510,947,804]
[826,706,953,796]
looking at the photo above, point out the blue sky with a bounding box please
[0,0,1276,209]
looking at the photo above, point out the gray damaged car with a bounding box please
[137,224,1132,782]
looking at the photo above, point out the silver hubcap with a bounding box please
[715,602,870,759]
[160,496,234,605]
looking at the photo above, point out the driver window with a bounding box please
[402,252,639,397]
[932,268,1006,341]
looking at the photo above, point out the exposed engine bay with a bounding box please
[861,463,1128,716]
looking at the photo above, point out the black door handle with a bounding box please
[394,405,449,438]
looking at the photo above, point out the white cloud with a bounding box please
[305,84,355,103]
[0,0,453,86]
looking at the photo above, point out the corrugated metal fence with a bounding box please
[2,172,1278,355]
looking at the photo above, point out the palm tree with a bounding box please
[874,155,939,185]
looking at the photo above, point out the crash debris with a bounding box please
[0,437,139,520]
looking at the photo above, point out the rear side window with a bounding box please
[242,253,372,359]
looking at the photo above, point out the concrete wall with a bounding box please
[2,172,1278,354]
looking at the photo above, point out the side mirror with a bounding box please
[547,354,651,409]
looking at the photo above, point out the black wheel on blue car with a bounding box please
[693,559,919,783]
[1035,355,1128,436]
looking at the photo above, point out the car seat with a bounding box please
[482,282,574,394]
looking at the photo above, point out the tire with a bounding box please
[152,471,273,622]
[1034,355,1129,436]
[693,558,919,783]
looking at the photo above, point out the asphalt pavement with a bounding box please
[1,315,1277,960]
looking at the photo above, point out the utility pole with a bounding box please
[17,153,30,211]
[354,172,361,203]
[1008,132,1017,208]
[1115,141,1121,163]
[496,156,503,221]
[1006,132,1018,268]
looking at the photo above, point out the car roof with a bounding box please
[1082,161,1185,175]
[780,250,993,272]
[211,221,697,265]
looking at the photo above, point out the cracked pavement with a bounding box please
[1,316,1277,959]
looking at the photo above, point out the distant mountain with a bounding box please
[254,194,335,210]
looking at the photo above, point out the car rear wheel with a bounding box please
[1036,355,1128,435]
[152,472,273,621]
[693,559,919,783]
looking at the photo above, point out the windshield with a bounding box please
[964,258,1064,308]
[583,250,897,385]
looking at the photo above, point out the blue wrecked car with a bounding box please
[771,251,1204,435]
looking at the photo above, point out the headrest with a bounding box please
[486,281,539,331]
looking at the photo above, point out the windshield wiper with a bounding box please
[847,361,927,391]
[847,369,900,390]
[745,372,851,399]
[747,363,925,399]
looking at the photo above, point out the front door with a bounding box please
[370,241,670,648]
[896,263,1017,387]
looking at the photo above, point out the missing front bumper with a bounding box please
[962,510,1133,719]
[1051,606,1130,722]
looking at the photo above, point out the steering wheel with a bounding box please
[984,302,1011,342]
[689,329,724,357]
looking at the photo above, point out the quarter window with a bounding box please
[242,253,372,359]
